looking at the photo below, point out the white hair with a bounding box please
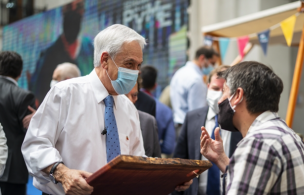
[93,24,147,67]
[56,62,81,80]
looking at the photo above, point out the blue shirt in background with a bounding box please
[170,61,207,124]
[155,99,175,154]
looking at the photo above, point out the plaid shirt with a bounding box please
[226,111,304,195]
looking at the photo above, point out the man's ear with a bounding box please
[100,52,109,69]
[199,55,205,62]
[233,88,244,105]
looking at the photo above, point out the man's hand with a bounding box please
[200,126,229,172]
[22,106,36,129]
[44,164,94,195]
[175,179,193,191]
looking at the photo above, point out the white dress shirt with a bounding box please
[170,61,207,124]
[198,107,231,195]
[0,123,7,177]
[21,70,145,195]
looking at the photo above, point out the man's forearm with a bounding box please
[216,153,230,173]
[42,163,69,183]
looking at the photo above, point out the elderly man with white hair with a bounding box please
[22,62,81,129]
[21,25,192,195]
[50,62,81,88]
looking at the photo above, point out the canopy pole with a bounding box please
[285,23,304,127]
[230,43,254,66]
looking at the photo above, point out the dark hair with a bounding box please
[207,65,230,84]
[0,51,23,78]
[141,65,157,90]
[218,61,283,114]
[195,46,218,60]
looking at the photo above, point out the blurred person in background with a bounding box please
[170,47,218,139]
[126,79,161,158]
[160,47,218,109]
[23,62,81,129]
[141,66,175,156]
[134,84,156,117]
[172,66,242,195]
[159,85,172,109]
[29,0,94,105]
[200,61,304,194]
[201,46,219,76]
[49,62,81,88]
[0,51,36,195]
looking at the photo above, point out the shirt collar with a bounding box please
[236,111,279,147]
[0,75,18,86]
[186,61,203,76]
[89,69,117,109]
[207,106,216,120]
[140,88,153,97]
[247,111,279,134]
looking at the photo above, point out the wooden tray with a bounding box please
[86,155,212,195]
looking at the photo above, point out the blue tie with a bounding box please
[104,95,121,163]
[206,115,220,195]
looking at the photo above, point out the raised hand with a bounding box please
[200,126,229,172]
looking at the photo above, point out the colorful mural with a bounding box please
[2,0,188,103]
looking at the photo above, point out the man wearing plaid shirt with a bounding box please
[200,61,304,195]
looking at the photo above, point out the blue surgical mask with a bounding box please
[202,65,214,75]
[106,56,139,95]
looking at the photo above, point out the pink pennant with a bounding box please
[237,36,249,59]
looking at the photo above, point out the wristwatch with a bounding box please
[49,162,64,184]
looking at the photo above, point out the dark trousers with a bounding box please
[42,193,50,195]
[0,182,26,195]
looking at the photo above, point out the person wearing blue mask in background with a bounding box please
[21,24,192,195]
[170,46,218,139]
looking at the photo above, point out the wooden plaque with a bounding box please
[86,155,212,195]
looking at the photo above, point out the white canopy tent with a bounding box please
[202,1,302,45]
[202,1,304,128]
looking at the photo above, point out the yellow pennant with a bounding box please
[280,15,296,46]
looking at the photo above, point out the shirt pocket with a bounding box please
[119,133,130,155]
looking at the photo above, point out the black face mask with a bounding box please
[63,11,82,44]
[218,98,239,132]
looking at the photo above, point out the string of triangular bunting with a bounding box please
[204,12,300,61]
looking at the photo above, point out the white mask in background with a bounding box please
[206,89,223,114]
[50,80,59,88]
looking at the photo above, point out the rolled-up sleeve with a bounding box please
[21,86,67,184]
